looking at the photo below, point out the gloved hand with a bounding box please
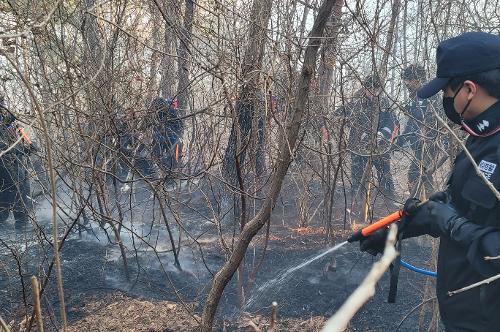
[359,198,425,255]
[401,191,472,240]
[403,197,421,215]
[21,144,37,155]
[397,197,433,238]
[428,191,450,203]
[426,199,474,246]
[359,227,388,256]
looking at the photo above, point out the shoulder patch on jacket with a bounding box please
[479,160,497,180]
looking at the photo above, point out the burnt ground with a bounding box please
[0,180,442,332]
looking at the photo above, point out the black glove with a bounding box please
[428,191,450,203]
[403,197,421,215]
[426,200,474,246]
[398,197,435,238]
[20,144,36,155]
[360,227,388,256]
[359,192,454,255]
[400,192,457,238]
[360,197,426,256]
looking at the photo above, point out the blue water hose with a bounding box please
[400,259,437,277]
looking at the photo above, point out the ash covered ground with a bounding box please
[0,176,442,332]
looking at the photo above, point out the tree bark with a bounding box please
[379,0,401,79]
[159,0,178,98]
[317,0,342,101]
[200,0,338,330]
[176,0,194,113]
[222,0,273,186]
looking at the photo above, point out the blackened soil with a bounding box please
[216,229,440,331]
[1,220,441,332]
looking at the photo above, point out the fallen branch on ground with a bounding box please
[321,224,399,332]
[0,315,10,332]
[397,297,437,331]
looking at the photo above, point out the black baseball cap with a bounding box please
[417,32,500,99]
[402,64,426,81]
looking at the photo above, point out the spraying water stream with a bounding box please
[244,240,349,309]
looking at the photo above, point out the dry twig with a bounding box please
[448,273,500,297]
[31,276,44,332]
[269,301,278,332]
[0,316,10,332]
[247,320,262,332]
[321,224,399,332]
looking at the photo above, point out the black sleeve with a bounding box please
[452,146,500,277]
[460,223,500,277]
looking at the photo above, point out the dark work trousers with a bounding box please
[351,153,396,209]
[0,161,32,229]
[152,131,178,172]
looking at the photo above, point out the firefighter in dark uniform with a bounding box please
[151,97,183,172]
[339,75,399,216]
[399,64,442,195]
[360,32,500,331]
[0,96,33,231]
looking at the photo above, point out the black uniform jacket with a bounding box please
[439,102,500,331]
[399,95,441,151]
[336,94,398,154]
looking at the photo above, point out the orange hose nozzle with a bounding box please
[361,209,404,237]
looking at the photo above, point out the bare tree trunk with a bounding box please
[145,2,163,103]
[222,0,273,185]
[176,0,194,113]
[294,0,315,71]
[379,0,401,78]
[221,0,273,305]
[317,0,342,237]
[200,0,338,329]
[317,0,342,101]
[159,0,178,98]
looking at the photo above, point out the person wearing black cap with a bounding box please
[399,64,443,196]
[337,75,399,219]
[359,32,500,331]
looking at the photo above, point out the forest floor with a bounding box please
[0,175,442,332]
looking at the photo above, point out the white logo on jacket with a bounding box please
[477,120,490,131]
[479,160,496,180]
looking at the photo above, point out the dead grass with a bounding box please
[65,293,342,332]
[66,293,199,332]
